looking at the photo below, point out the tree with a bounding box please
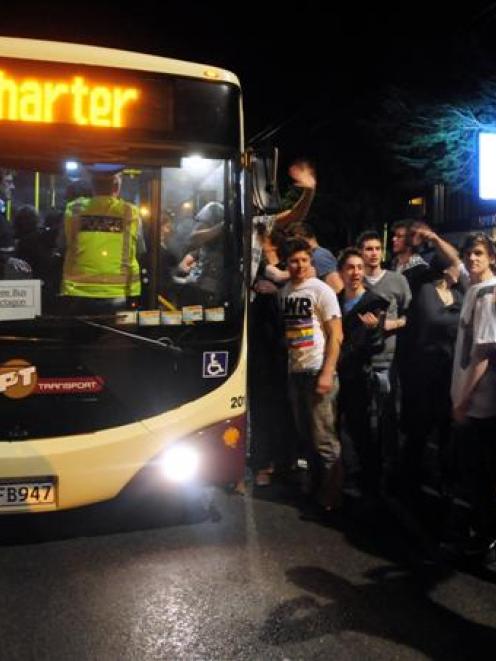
[375,80,496,192]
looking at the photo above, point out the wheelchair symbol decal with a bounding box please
[203,352,228,378]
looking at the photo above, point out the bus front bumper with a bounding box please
[0,414,246,514]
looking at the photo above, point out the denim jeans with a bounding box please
[288,371,342,507]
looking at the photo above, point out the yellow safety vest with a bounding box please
[62,195,141,299]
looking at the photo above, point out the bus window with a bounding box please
[0,157,243,324]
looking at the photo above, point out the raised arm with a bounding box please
[188,201,224,249]
[188,222,223,249]
[415,225,461,268]
[274,161,317,227]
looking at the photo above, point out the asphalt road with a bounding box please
[0,481,495,660]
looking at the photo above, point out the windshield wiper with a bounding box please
[81,320,183,353]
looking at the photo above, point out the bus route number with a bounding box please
[230,395,245,409]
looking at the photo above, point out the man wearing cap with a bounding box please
[61,164,143,313]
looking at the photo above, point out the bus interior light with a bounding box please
[65,160,80,173]
[160,445,200,483]
[181,155,210,177]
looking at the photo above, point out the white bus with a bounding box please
[0,37,247,513]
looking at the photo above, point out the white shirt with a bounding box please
[451,276,496,418]
[458,262,471,293]
[364,271,386,287]
[393,253,428,273]
[280,277,341,373]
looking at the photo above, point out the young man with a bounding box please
[358,230,411,362]
[450,233,496,567]
[337,247,389,500]
[249,161,317,487]
[391,220,428,272]
[293,223,343,293]
[357,230,411,489]
[280,238,343,518]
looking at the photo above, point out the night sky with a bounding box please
[4,1,496,237]
[5,2,496,138]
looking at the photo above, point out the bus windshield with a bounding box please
[0,156,243,329]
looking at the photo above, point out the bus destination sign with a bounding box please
[0,69,140,128]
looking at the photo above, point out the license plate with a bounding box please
[0,479,56,508]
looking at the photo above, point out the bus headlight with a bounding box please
[160,445,200,483]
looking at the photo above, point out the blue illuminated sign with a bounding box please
[479,132,496,199]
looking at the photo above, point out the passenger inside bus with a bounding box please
[0,157,239,323]
[0,168,32,280]
[13,206,45,277]
[158,209,197,308]
[187,200,225,307]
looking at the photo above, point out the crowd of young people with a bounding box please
[249,163,496,571]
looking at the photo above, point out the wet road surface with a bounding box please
[0,481,495,660]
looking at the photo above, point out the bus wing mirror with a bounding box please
[248,147,281,214]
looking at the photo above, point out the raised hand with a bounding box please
[288,161,316,189]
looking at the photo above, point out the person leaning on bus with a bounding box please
[61,164,143,314]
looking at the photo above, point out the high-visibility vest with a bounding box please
[62,195,141,299]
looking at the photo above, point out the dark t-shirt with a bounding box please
[0,205,14,254]
[411,282,462,359]
[0,206,32,279]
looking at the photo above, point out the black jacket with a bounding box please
[338,290,388,377]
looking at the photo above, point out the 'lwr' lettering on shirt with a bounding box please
[282,296,312,318]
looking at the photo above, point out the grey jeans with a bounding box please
[288,371,342,507]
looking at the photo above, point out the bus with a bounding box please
[0,37,247,513]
